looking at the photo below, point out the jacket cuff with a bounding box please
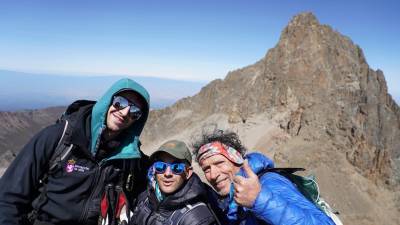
[249,186,273,216]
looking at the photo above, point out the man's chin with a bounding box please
[213,187,230,197]
[108,123,127,132]
[160,186,178,194]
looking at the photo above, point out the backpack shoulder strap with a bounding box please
[58,100,95,122]
[27,119,75,223]
[256,167,305,178]
[46,100,89,176]
[256,167,320,201]
[257,167,321,202]
[39,120,75,184]
[49,120,74,169]
[123,151,151,209]
[169,202,217,225]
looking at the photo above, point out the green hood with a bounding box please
[90,78,150,160]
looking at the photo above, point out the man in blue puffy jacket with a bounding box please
[191,130,335,225]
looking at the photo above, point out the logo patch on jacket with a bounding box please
[65,159,90,173]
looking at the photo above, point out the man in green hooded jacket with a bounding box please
[0,78,151,225]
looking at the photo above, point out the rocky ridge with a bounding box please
[0,107,64,164]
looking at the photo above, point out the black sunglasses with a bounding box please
[112,96,142,120]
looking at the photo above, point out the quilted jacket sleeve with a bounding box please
[250,172,335,225]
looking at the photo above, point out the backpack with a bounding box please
[169,202,219,225]
[24,100,95,224]
[132,197,219,225]
[258,168,343,225]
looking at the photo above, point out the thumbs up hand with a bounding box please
[232,160,261,208]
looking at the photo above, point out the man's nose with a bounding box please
[209,165,218,180]
[164,166,173,176]
[120,106,130,117]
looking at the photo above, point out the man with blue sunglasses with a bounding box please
[130,140,219,225]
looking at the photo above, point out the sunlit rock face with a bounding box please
[141,13,400,225]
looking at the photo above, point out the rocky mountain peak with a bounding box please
[277,12,367,77]
[286,12,320,29]
[140,13,400,224]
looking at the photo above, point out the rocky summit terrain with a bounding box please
[140,13,400,225]
[0,107,64,174]
[0,12,398,225]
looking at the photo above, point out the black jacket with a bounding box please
[0,104,149,225]
[131,173,217,225]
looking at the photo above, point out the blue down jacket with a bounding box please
[207,152,335,225]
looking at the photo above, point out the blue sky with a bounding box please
[0,0,399,101]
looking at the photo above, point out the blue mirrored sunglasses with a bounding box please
[112,96,142,120]
[153,161,186,175]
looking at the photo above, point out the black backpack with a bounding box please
[132,197,219,225]
[24,100,96,224]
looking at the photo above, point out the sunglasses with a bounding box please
[112,96,143,120]
[153,161,186,175]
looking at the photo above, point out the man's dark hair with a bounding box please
[191,129,247,162]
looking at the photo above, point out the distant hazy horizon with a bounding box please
[0,70,206,111]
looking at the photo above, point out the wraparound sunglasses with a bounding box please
[112,96,142,120]
[153,161,186,175]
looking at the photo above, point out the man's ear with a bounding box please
[185,166,193,179]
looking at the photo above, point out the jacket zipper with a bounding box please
[78,162,110,223]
